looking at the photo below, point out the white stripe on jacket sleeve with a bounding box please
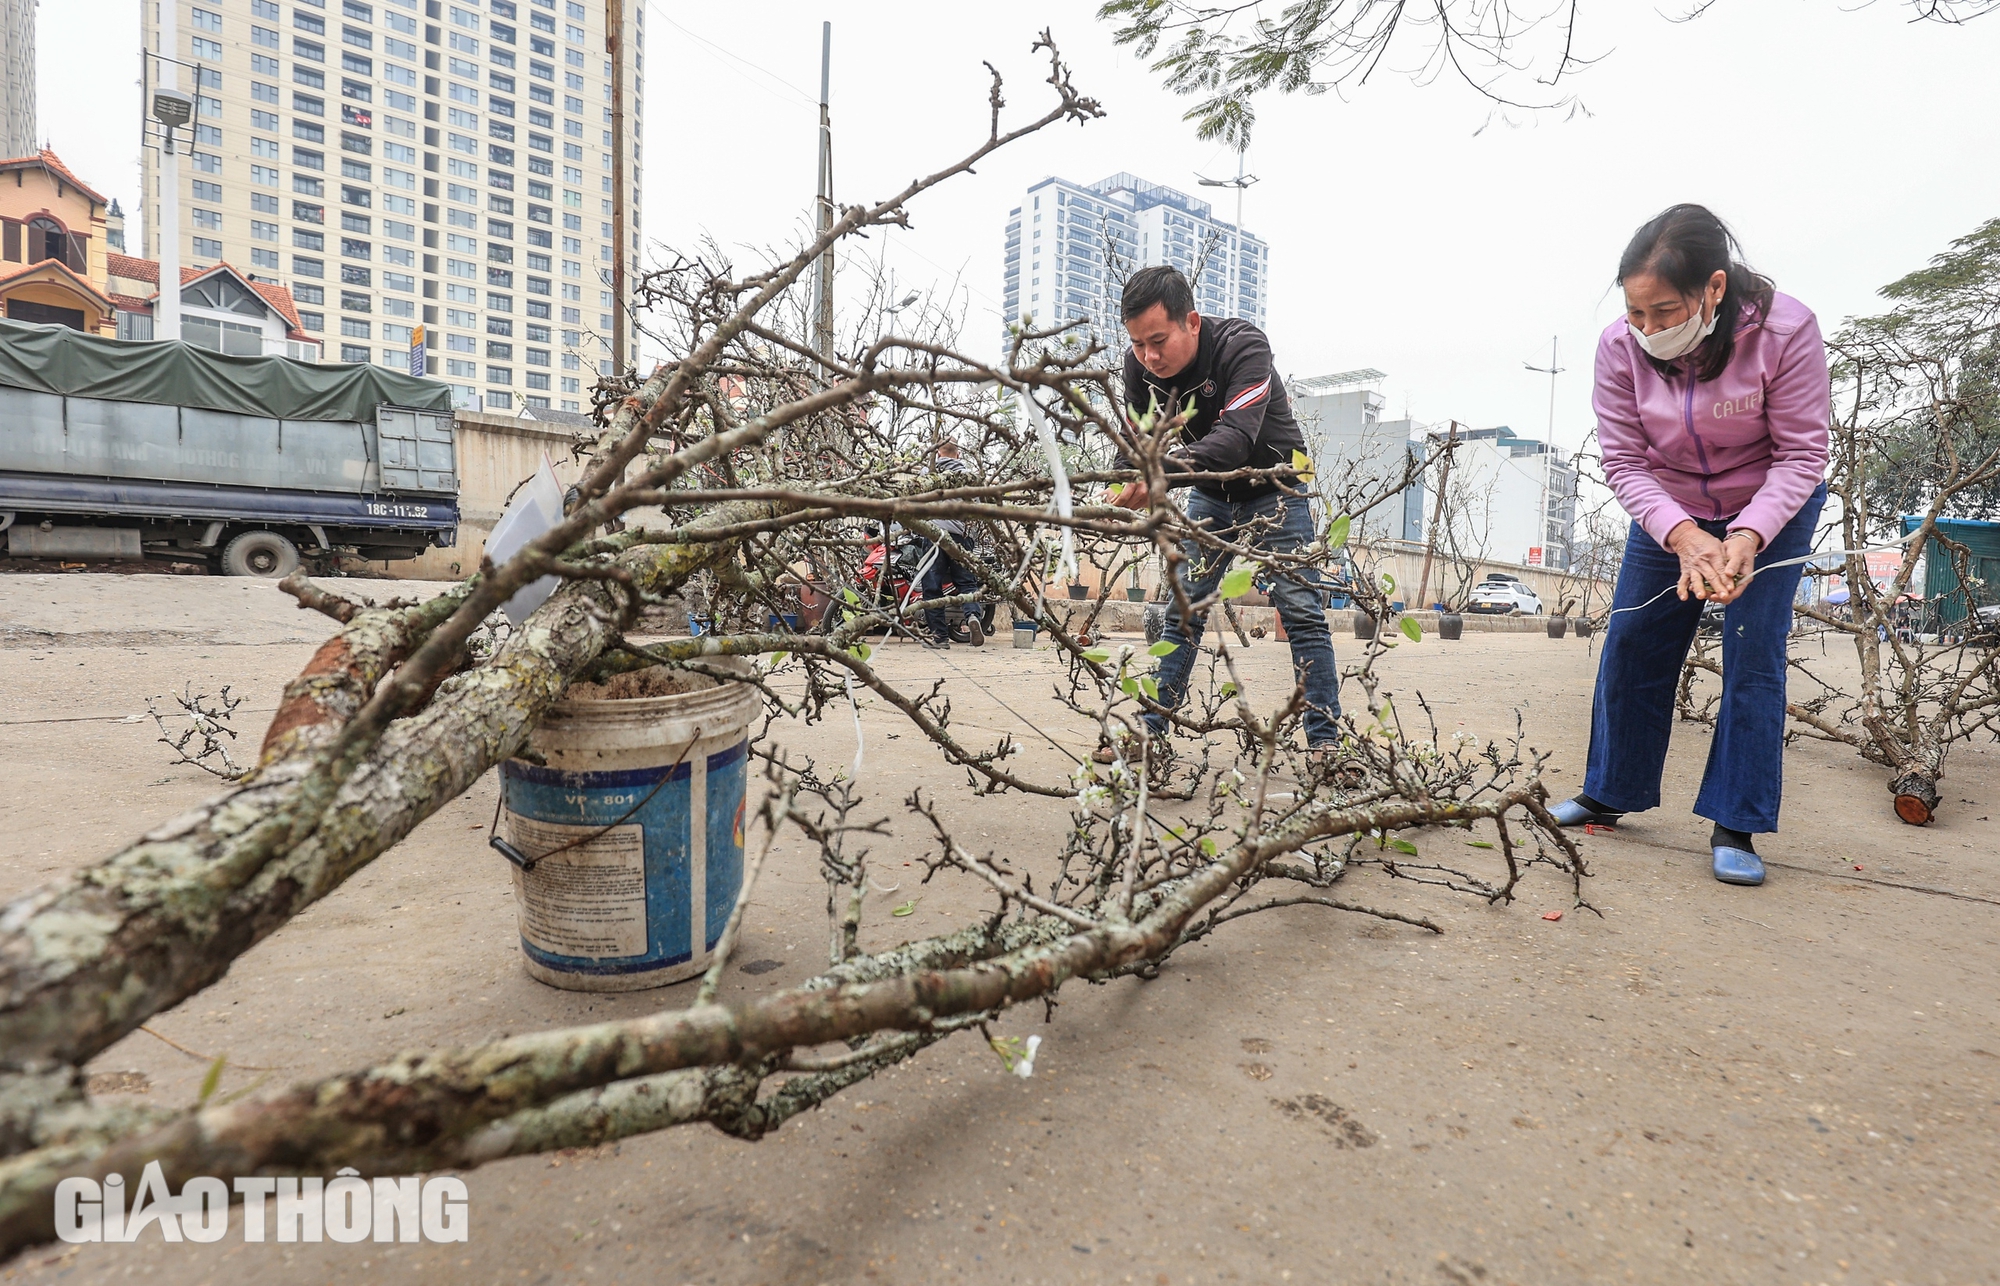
[1222,378,1271,413]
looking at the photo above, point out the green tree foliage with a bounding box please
[1835,217,2000,524]
[1097,0,1997,146]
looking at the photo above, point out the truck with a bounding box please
[0,317,458,576]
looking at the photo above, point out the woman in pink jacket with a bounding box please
[1549,205,1830,887]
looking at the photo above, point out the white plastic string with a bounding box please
[1605,545,1908,620]
[843,672,866,781]
[1022,394,1079,584]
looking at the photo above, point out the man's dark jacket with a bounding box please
[1120,315,1306,503]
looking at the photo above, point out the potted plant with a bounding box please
[1067,580,1089,601]
[1438,597,1465,641]
[1547,596,1576,640]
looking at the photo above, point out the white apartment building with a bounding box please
[141,0,644,413]
[1290,370,1426,544]
[1001,172,1267,357]
[1434,426,1578,571]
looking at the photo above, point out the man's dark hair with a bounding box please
[1121,265,1196,324]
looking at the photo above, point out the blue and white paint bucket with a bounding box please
[501,663,761,992]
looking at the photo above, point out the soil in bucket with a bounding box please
[499,661,762,992]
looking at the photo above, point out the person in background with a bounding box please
[1551,204,1830,887]
[1101,265,1340,769]
[920,439,980,647]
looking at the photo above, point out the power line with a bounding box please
[646,5,819,109]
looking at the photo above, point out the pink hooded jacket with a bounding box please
[1593,290,1830,550]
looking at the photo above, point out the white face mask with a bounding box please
[1630,296,1720,361]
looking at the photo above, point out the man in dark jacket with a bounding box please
[1110,265,1340,751]
[920,439,981,646]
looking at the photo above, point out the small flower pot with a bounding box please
[1067,584,1089,600]
[1547,614,1569,639]
[1438,612,1464,641]
[1353,612,1377,641]
[1126,586,1147,602]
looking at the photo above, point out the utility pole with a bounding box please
[155,2,183,342]
[1195,151,1257,319]
[606,0,627,373]
[1415,420,1460,610]
[812,21,835,369]
[1524,337,1564,567]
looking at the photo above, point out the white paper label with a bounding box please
[507,814,648,959]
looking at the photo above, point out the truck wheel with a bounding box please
[221,530,300,578]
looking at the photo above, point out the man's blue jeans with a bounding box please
[1583,484,1826,833]
[1145,488,1342,745]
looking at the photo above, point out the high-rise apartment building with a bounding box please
[141,0,645,413]
[2,0,35,158]
[1000,172,1267,356]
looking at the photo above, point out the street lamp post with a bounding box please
[1196,151,1257,319]
[1524,336,1565,567]
[812,22,835,369]
[152,4,193,343]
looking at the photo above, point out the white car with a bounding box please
[1466,578,1544,615]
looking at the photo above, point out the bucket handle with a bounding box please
[490,724,704,873]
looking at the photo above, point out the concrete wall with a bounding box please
[384,411,589,580]
[1025,599,1583,638]
[1054,537,1612,616]
[1356,539,1614,615]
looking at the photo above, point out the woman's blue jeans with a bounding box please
[1145,488,1342,745]
[1583,484,1826,834]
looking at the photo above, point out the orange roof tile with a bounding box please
[0,256,116,310]
[248,280,306,332]
[98,258,317,343]
[106,252,157,283]
[0,149,110,206]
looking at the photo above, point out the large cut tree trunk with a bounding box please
[0,504,776,1154]
[1890,771,1940,825]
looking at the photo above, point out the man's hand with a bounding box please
[1666,521,1757,604]
[1109,481,1150,510]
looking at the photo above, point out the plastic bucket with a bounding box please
[500,663,762,991]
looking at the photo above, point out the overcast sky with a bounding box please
[35,0,2000,455]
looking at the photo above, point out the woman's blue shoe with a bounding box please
[1549,797,1619,827]
[1711,845,1765,886]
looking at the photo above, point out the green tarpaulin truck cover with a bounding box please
[0,318,451,423]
